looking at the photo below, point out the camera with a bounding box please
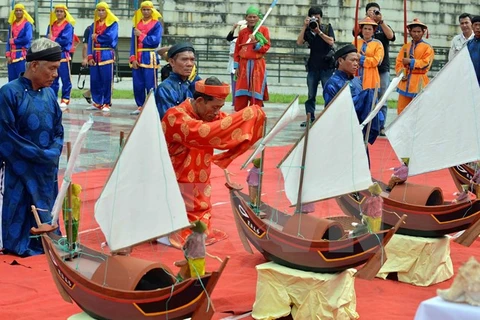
[308,16,319,29]
[374,10,381,15]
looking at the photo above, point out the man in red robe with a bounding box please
[162,76,266,248]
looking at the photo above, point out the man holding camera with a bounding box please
[365,3,395,135]
[297,6,335,127]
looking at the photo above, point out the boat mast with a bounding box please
[255,120,268,214]
[294,114,311,214]
[65,142,74,256]
[363,85,379,146]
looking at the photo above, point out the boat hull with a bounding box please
[229,190,392,273]
[42,234,216,320]
[449,164,475,191]
[336,180,480,237]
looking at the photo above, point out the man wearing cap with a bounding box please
[5,4,34,82]
[87,2,119,112]
[234,5,270,111]
[155,42,201,119]
[129,1,163,115]
[353,17,384,89]
[395,18,434,114]
[323,44,383,146]
[0,38,64,256]
[47,4,75,109]
[162,76,266,248]
[467,16,480,86]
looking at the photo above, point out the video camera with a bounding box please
[374,10,381,15]
[308,16,319,29]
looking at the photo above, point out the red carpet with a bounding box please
[1,138,480,319]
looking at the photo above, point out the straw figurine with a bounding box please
[247,158,261,208]
[183,220,207,278]
[362,182,384,232]
[62,183,82,244]
[469,161,480,198]
[452,184,473,203]
[386,157,409,192]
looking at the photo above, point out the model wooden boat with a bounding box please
[338,48,480,243]
[32,94,226,319]
[228,89,404,277]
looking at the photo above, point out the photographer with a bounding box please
[365,3,395,135]
[297,6,335,127]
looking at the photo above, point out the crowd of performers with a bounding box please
[1,2,480,277]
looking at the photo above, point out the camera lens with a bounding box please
[309,21,317,29]
[374,10,381,15]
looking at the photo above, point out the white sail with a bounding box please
[51,117,94,224]
[385,47,480,177]
[360,72,403,128]
[242,96,301,168]
[95,94,190,251]
[279,86,372,205]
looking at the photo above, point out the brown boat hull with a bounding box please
[229,190,393,273]
[41,234,218,320]
[336,180,480,238]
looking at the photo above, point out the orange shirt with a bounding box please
[354,38,384,89]
[395,40,434,97]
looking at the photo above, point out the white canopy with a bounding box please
[386,47,480,176]
[279,86,372,206]
[95,94,190,251]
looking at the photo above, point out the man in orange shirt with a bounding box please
[162,76,266,248]
[395,18,434,114]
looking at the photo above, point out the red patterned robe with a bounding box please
[162,99,266,247]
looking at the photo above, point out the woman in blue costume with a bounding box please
[129,1,163,115]
[87,2,119,112]
[0,38,64,257]
[5,4,34,82]
[47,4,75,108]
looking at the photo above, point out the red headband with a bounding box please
[195,80,230,99]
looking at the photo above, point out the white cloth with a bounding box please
[0,163,4,250]
[448,32,474,61]
[227,39,237,74]
[414,296,480,320]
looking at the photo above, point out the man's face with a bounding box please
[409,26,425,42]
[55,9,66,20]
[338,52,359,77]
[459,17,472,34]
[473,22,480,38]
[31,60,60,88]
[97,8,107,20]
[14,9,24,20]
[246,14,259,28]
[141,7,152,19]
[170,51,195,78]
[195,97,225,122]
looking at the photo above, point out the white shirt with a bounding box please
[227,38,237,74]
[448,32,474,61]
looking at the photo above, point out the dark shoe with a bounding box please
[379,128,386,136]
[83,93,92,104]
[300,120,314,127]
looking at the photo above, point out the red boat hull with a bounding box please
[229,190,394,273]
[41,234,218,320]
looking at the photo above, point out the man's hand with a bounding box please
[131,60,139,69]
[81,58,88,67]
[88,58,96,66]
[303,16,310,27]
[134,28,142,37]
[248,34,256,42]
[91,33,97,42]
[6,57,12,64]
[402,58,411,66]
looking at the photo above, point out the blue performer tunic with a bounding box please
[154,71,200,119]
[467,37,480,87]
[323,70,383,145]
[6,19,33,82]
[129,19,163,108]
[87,21,118,108]
[46,21,74,102]
[0,77,64,256]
